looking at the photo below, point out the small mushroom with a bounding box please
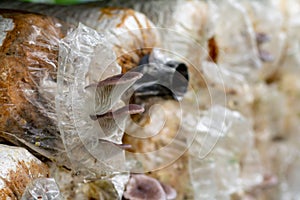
[123,174,166,200]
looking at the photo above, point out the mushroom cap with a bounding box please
[86,72,143,88]
[123,174,166,200]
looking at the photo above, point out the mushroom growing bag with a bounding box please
[0,8,158,177]
[0,10,69,164]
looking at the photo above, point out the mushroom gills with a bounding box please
[85,72,143,115]
[91,104,144,139]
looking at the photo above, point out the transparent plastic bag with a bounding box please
[189,106,263,199]
[56,23,128,176]
[0,9,70,164]
[0,0,217,68]
[211,0,262,78]
[0,1,161,72]
[21,178,62,200]
[0,10,142,199]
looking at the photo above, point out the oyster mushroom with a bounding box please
[123,174,177,200]
[124,174,166,200]
[85,72,143,115]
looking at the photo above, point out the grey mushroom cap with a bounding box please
[124,174,167,200]
[85,72,143,88]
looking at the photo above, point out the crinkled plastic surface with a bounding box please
[125,0,216,65]
[274,0,300,76]
[212,0,262,78]
[50,164,128,199]
[108,0,218,69]
[0,10,69,164]
[201,61,254,115]
[0,0,218,71]
[189,106,263,199]
[253,83,288,140]
[0,7,159,199]
[0,9,131,199]
[78,8,160,73]
[241,0,286,80]
[57,23,128,176]
[21,178,62,200]
[0,1,161,72]
[2,1,300,200]
[0,0,215,45]
[107,0,217,41]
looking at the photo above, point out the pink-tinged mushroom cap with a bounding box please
[124,174,167,200]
